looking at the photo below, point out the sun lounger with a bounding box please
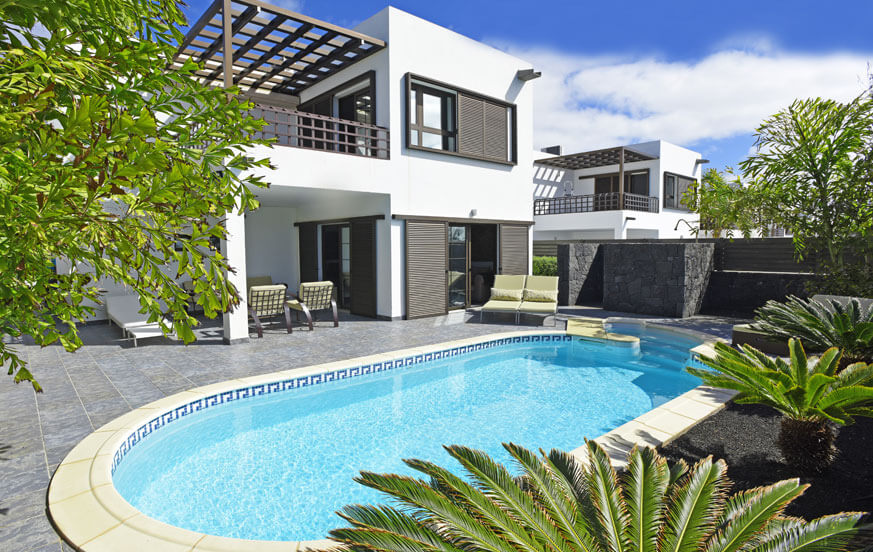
[518,275,559,325]
[105,294,171,347]
[480,275,526,324]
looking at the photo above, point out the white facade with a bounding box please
[532,141,704,242]
[222,7,537,340]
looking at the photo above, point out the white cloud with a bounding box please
[496,43,871,152]
[273,0,304,13]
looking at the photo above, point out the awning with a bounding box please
[173,0,386,97]
[535,146,657,171]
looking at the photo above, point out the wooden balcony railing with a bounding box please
[249,104,390,159]
[533,192,659,215]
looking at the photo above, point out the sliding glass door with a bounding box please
[447,224,468,309]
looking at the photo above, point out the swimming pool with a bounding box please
[109,325,703,542]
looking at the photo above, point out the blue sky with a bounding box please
[183,0,873,170]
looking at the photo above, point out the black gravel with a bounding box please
[658,402,873,522]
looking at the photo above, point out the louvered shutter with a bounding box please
[499,224,529,275]
[405,221,447,319]
[298,223,318,283]
[484,102,508,161]
[458,94,484,157]
[350,219,378,317]
[457,93,509,162]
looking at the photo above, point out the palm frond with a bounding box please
[330,504,465,552]
[584,440,631,552]
[621,446,668,552]
[750,512,864,552]
[659,456,728,551]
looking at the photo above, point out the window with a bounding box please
[589,170,650,195]
[406,74,516,164]
[664,172,696,210]
[409,81,457,151]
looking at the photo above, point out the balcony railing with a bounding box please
[533,192,659,215]
[249,104,390,159]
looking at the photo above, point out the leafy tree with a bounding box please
[688,338,873,473]
[0,0,271,390]
[739,95,873,268]
[330,440,866,551]
[682,168,767,238]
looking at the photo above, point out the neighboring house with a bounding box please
[172,0,538,341]
[531,141,705,242]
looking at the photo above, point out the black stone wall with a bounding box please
[601,243,714,317]
[701,271,816,316]
[557,243,602,306]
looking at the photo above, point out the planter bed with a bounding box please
[659,402,873,522]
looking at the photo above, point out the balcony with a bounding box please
[534,192,659,215]
[250,104,390,160]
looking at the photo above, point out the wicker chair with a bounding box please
[285,281,338,331]
[248,284,291,338]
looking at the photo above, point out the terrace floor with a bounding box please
[0,307,744,551]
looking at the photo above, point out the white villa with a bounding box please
[531,141,705,241]
[169,0,539,342]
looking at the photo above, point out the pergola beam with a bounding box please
[173,0,386,96]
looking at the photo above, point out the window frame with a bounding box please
[584,169,651,195]
[663,171,697,210]
[405,73,517,166]
[408,81,457,152]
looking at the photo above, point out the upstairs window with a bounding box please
[664,172,696,210]
[407,74,515,165]
[591,170,650,195]
[409,81,457,151]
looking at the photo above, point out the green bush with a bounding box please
[532,256,557,276]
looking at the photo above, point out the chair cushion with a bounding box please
[490,287,523,301]
[523,288,558,302]
[492,274,526,290]
[519,301,557,314]
[524,275,558,292]
[481,300,521,312]
[248,284,287,316]
[298,281,335,310]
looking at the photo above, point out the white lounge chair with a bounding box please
[105,294,172,347]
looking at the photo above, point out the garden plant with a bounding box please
[330,440,866,551]
[687,339,873,473]
[752,295,873,365]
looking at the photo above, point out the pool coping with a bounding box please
[47,318,734,552]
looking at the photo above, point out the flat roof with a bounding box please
[173,0,386,96]
[536,146,657,171]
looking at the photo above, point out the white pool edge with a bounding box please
[48,322,734,552]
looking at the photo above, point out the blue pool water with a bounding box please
[113,327,702,541]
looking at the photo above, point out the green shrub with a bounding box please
[533,256,557,276]
[331,440,864,551]
[687,338,873,473]
[752,295,873,365]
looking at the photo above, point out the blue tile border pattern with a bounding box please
[110,333,574,474]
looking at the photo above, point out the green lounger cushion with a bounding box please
[518,301,557,314]
[523,288,558,302]
[524,275,559,292]
[491,288,523,301]
[492,274,527,290]
[481,300,522,312]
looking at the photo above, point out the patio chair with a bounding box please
[105,294,173,347]
[285,281,338,331]
[519,275,559,325]
[248,284,291,338]
[480,274,526,324]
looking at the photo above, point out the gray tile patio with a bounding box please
[0,307,743,551]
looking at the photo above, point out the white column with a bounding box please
[222,210,249,344]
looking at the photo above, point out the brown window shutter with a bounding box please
[457,94,484,157]
[350,219,378,318]
[405,220,448,319]
[499,224,529,275]
[298,223,318,283]
[483,101,508,161]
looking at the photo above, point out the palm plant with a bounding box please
[688,338,873,473]
[329,440,865,552]
[752,295,873,365]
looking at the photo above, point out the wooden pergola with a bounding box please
[172,0,386,97]
[536,146,658,207]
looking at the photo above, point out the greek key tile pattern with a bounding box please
[111,334,573,473]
